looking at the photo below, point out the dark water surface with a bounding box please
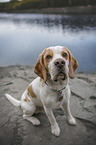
[0,13,96,73]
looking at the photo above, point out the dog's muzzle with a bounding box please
[54,58,67,81]
[54,58,65,69]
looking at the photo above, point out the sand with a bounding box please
[0,65,96,145]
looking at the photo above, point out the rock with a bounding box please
[0,65,96,145]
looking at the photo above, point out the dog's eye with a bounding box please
[46,55,52,60]
[62,53,67,58]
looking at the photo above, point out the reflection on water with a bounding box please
[0,13,96,72]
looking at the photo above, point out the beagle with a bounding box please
[5,46,78,136]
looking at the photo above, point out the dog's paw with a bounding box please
[23,115,41,126]
[32,119,41,126]
[51,124,60,136]
[68,117,76,126]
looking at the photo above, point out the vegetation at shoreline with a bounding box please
[0,0,96,12]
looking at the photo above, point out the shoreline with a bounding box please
[0,65,96,74]
[0,5,96,14]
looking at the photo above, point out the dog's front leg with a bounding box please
[44,106,60,136]
[62,85,76,125]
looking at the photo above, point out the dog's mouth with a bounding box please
[54,71,66,82]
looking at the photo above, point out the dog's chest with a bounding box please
[43,90,64,109]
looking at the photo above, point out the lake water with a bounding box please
[0,13,96,73]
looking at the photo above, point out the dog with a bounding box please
[5,46,78,136]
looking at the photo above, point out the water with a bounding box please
[0,13,96,73]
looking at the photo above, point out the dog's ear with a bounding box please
[68,50,78,79]
[34,50,47,83]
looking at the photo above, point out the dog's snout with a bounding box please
[54,59,65,68]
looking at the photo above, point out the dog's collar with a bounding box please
[45,82,66,101]
[57,87,66,94]
[45,82,66,94]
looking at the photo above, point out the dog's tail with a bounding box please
[5,93,21,107]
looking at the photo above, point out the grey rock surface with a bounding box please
[0,66,96,145]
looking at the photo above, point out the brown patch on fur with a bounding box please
[34,48,53,83]
[61,49,68,60]
[63,47,78,79]
[43,49,53,71]
[24,97,30,102]
[27,85,37,98]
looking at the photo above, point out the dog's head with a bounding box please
[34,46,78,83]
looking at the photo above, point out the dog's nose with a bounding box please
[54,59,65,68]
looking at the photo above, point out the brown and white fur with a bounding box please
[5,46,78,136]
